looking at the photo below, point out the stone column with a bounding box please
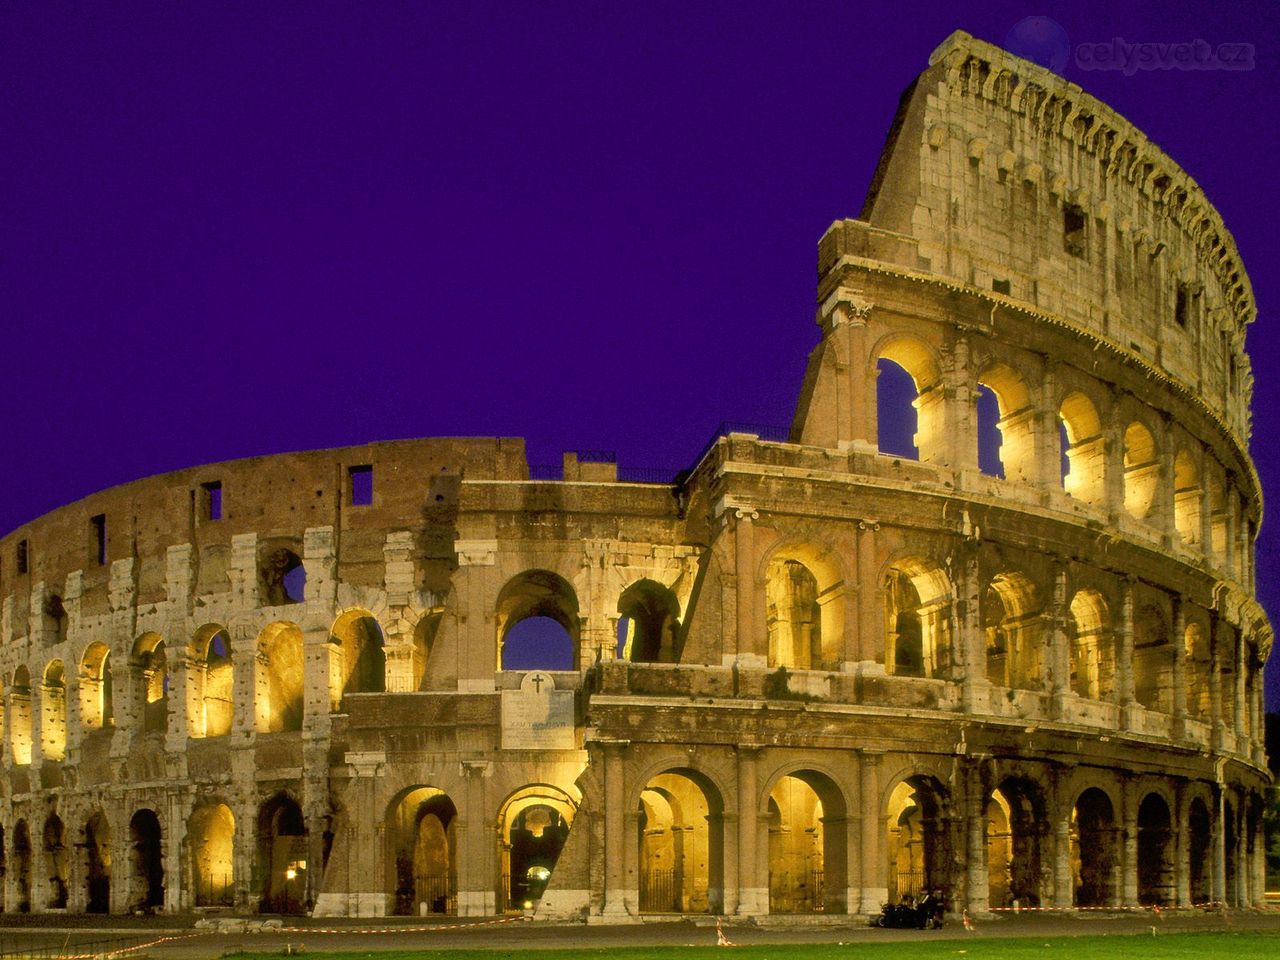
[1047,561,1070,718]
[1051,770,1074,908]
[1210,619,1228,751]
[732,506,762,668]
[858,752,886,914]
[1104,416,1126,521]
[955,544,986,712]
[453,540,496,690]
[1170,597,1187,736]
[1173,783,1190,907]
[964,764,989,914]
[1120,780,1138,907]
[1212,786,1226,906]
[1233,630,1247,743]
[735,746,764,915]
[946,336,979,473]
[855,521,881,666]
[1116,580,1136,728]
[456,760,494,916]
[601,742,628,915]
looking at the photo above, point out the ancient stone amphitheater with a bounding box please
[0,32,1269,920]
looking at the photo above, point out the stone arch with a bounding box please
[79,642,114,731]
[190,623,233,738]
[1137,792,1174,906]
[1133,604,1170,712]
[1123,421,1159,520]
[1058,391,1106,504]
[883,774,951,905]
[129,808,164,912]
[761,766,848,914]
[386,786,457,916]
[1071,786,1117,907]
[131,633,168,734]
[1187,796,1212,905]
[873,334,944,463]
[495,784,578,912]
[882,555,952,678]
[1184,621,1211,720]
[255,621,304,733]
[13,819,31,912]
[259,543,305,605]
[331,608,386,703]
[986,777,1046,908]
[1173,450,1202,546]
[975,361,1036,482]
[189,801,235,906]
[763,542,845,670]
[413,608,443,690]
[617,579,681,664]
[83,809,111,913]
[637,767,725,914]
[41,660,67,762]
[1068,589,1113,700]
[256,793,307,914]
[984,572,1042,690]
[9,667,32,765]
[42,813,68,910]
[1207,474,1228,563]
[495,570,579,671]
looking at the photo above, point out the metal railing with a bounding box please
[639,868,679,913]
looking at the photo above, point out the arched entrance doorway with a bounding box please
[637,770,723,914]
[43,814,68,909]
[129,810,164,912]
[189,802,234,906]
[497,786,575,912]
[986,779,1044,908]
[84,812,111,913]
[387,788,456,916]
[766,770,847,913]
[1071,788,1116,907]
[1137,793,1174,906]
[885,776,950,904]
[13,821,31,913]
[257,795,307,913]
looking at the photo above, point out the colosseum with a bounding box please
[0,30,1270,921]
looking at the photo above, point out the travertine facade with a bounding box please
[0,32,1268,919]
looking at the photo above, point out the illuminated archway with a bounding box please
[1068,590,1113,700]
[883,557,952,678]
[256,794,307,914]
[496,785,577,912]
[1173,451,1202,545]
[885,776,950,904]
[975,363,1035,482]
[1070,788,1116,907]
[1058,392,1105,504]
[1123,422,1158,520]
[496,571,579,671]
[9,667,32,765]
[986,778,1045,908]
[256,622,304,732]
[79,643,114,731]
[41,660,67,761]
[637,769,723,914]
[875,337,943,463]
[191,625,233,738]
[766,770,847,914]
[617,580,681,663]
[387,787,457,916]
[984,573,1041,690]
[331,610,386,703]
[132,634,168,734]
[189,802,235,906]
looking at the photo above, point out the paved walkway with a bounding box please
[0,910,1275,958]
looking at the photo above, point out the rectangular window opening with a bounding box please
[1175,282,1188,328]
[16,539,29,575]
[91,514,107,566]
[992,278,1011,295]
[201,480,223,521]
[1063,203,1086,258]
[349,465,373,506]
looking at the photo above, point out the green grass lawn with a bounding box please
[227,931,1280,960]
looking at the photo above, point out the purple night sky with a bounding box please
[3,3,1278,704]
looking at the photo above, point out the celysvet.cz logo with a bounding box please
[1076,38,1255,75]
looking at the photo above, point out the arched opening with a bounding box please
[1058,392,1105,504]
[42,814,68,909]
[1173,451,1202,546]
[387,787,457,916]
[191,625,233,738]
[986,779,1044,908]
[1184,624,1211,720]
[638,769,723,914]
[984,573,1042,691]
[1136,793,1173,906]
[1070,788,1116,907]
[189,802,235,906]
[331,610,386,703]
[255,622,304,733]
[1187,798,1211,905]
[766,771,846,914]
[1122,422,1158,520]
[617,580,681,663]
[883,557,952,678]
[79,643,114,731]
[976,363,1035,482]
[496,571,579,671]
[1207,476,1228,564]
[13,821,31,913]
[261,547,305,605]
[41,660,67,761]
[1133,605,1170,712]
[257,795,307,914]
[1068,590,1113,700]
[129,809,164,912]
[84,811,111,913]
[132,634,169,734]
[875,338,943,463]
[765,547,844,671]
[413,610,442,691]
[497,785,576,913]
[885,776,950,905]
[9,667,32,765]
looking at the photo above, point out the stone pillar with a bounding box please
[855,521,880,666]
[1233,630,1247,743]
[946,336,979,473]
[1210,619,1228,750]
[348,752,388,916]
[453,540,496,690]
[955,545,986,712]
[858,752,885,914]
[1051,770,1074,908]
[1223,490,1237,579]
[735,746,764,915]
[456,760,495,916]
[1047,561,1070,718]
[232,796,256,909]
[601,742,628,915]
[1170,597,1187,736]
[1174,783,1190,907]
[817,287,872,447]
[732,506,762,668]
[1200,479,1215,561]
[1120,780,1138,907]
[964,764,989,914]
[1116,580,1136,727]
[1212,786,1226,905]
[1104,416,1126,521]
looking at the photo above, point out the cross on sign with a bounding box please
[531,673,546,692]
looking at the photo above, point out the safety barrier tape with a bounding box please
[987,902,1228,913]
[58,932,208,959]
[273,915,527,935]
